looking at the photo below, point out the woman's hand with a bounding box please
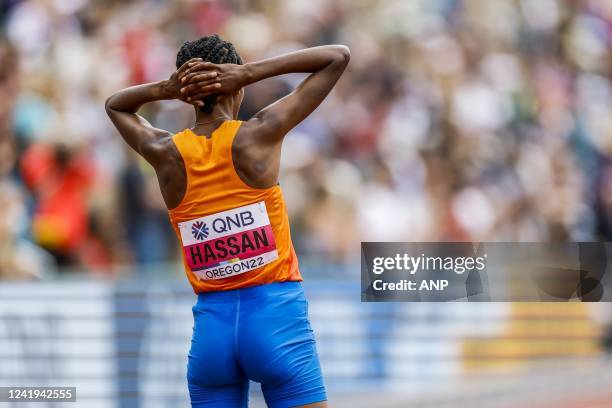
[178,62,249,103]
[161,58,220,106]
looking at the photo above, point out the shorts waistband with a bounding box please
[196,281,303,304]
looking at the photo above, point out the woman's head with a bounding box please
[176,34,243,114]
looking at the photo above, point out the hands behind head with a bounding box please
[166,58,246,107]
[174,59,247,106]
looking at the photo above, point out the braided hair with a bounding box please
[176,34,243,113]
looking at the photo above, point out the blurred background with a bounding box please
[1,0,612,407]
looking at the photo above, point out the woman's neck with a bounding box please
[192,99,237,134]
[194,114,230,126]
[191,110,232,136]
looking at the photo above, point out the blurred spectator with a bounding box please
[0,34,55,279]
[119,151,175,265]
[20,141,93,265]
[0,38,18,177]
[0,180,56,279]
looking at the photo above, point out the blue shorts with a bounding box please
[187,281,327,408]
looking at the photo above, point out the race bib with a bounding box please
[177,202,278,280]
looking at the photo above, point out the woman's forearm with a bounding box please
[243,45,350,85]
[105,80,175,113]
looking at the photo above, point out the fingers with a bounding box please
[184,84,223,102]
[181,61,216,79]
[180,79,221,95]
[181,71,218,84]
[188,100,205,107]
[176,61,223,106]
[177,58,202,76]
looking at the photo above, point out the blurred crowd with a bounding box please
[1,0,612,279]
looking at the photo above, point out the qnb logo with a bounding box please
[191,221,210,241]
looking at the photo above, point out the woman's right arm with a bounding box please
[179,45,351,144]
[105,58,218,165]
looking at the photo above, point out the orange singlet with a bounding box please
[168,120,302,293]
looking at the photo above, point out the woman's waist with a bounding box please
[196,280,303,304]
